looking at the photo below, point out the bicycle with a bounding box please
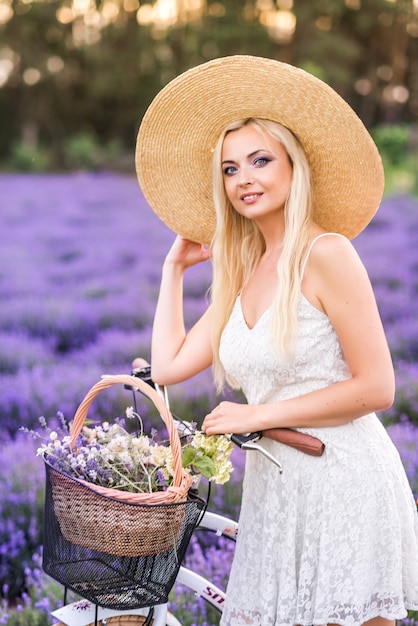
[49,364,317,626]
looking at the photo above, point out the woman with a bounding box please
[136,56,418,626]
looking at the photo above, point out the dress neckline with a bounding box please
[238,293,327,331]
[238,233,344,330]
[238,294,272,331]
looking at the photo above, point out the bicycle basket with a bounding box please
[42,374,206,610]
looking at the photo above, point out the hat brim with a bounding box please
[136,55,384,245]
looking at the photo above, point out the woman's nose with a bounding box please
[238,166,254,186]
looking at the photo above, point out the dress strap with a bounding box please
[300,233,347,280]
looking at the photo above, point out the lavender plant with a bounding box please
[0,435,44,598]
[0,173,212,433]
[0,174,417,624]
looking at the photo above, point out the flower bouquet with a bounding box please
[33,403,233,496]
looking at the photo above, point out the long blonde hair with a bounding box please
[210,118,313,391]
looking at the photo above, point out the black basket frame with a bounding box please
[42,462,206,610]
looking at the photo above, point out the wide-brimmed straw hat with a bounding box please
[136,55,384,244]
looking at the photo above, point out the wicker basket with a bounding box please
[48,374,192,557]
[48,467,188,557]
[42,375,206,610]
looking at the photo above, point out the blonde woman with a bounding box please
[136,56,418,626]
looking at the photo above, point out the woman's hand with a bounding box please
[165,235,211,270]
[203,401,262,436]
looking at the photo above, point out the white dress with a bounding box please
[219,237,418,626]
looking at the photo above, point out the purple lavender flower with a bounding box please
[1,174,418,625]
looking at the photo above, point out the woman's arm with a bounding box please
[203,235,395,434]
[151,235,213,385]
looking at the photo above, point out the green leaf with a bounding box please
[182,448,196,468]
[193,455,216,479]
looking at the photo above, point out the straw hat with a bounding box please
[136,55,384,245]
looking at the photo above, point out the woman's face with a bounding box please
[221,124,293,224]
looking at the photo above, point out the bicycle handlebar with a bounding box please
[132,365,154,386]
[130,365,283,472]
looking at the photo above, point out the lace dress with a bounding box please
[219,285,418,625]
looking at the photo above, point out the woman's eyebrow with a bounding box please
[221,149,274,165]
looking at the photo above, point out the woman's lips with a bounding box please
[240,192,263,203]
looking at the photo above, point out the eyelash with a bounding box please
[254,157,271,167]
[223,157,272,176]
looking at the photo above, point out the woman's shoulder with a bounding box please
[302,227,352,266]
[302,228,366,290]
[309,228,350,247]
[306,229,357,262]
[309,234,369,302]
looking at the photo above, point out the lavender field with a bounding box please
[0,173,417,625]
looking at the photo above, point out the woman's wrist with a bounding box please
[162,257,187,276]
[252,403,285,431]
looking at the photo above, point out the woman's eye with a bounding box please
[223,165,237,176]
[253,157,271,167]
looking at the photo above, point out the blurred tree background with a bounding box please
[1,0,418,171]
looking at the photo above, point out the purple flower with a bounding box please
[1,175,418,624]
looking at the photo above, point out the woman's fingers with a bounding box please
[131,356,150,369]
[203,402,257,435]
